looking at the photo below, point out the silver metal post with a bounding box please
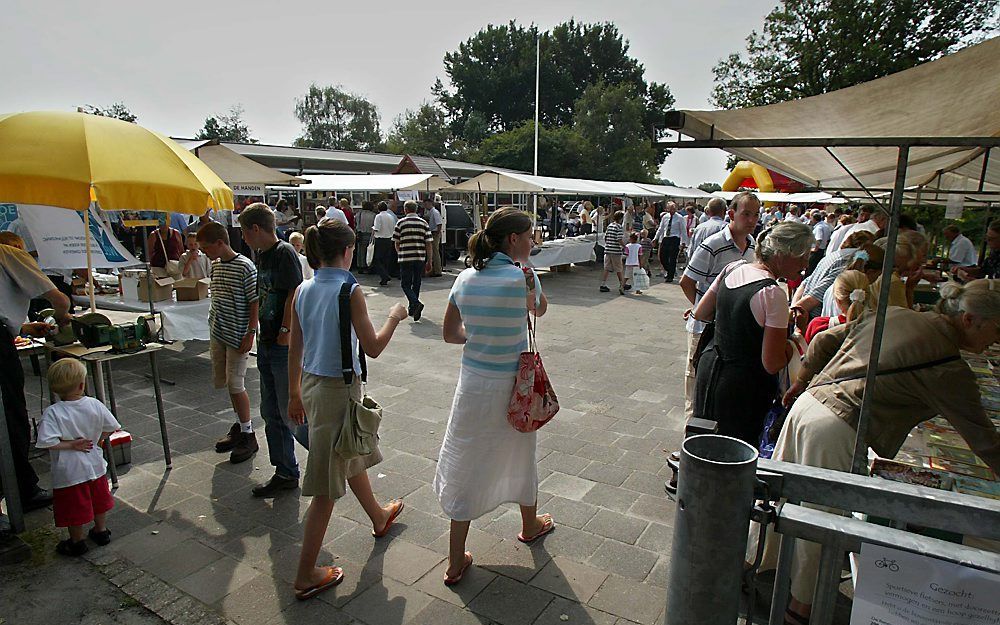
[851,146,909,475]
[149,351,171,468]
[809,539,845,625]
[0,394,25,534]
[665,435,758,625]
[769,532,796,625]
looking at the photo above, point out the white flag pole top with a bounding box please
[532,34,541,228]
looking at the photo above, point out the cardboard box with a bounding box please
[109,430,132,466]
[173,277,210,301]
[123,274,174,302]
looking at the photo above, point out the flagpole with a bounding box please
[532,34,540,232]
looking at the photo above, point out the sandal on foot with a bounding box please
[56,539,89,557]
[372,500,404,538]
[444,551,473,586]
[295,566,345,601]
[785,608,810,625]
[517,514,555,544]
[89,528,112,546]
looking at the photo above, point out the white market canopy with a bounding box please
[666,37,1000,197]
[713,191,847,204]
[447,170,712,198]
[271,173,450,193]
[174,140,305,188]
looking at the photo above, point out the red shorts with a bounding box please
[53,476,114,527]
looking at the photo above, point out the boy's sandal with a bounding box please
[372,500,404,538]
[56,539,89,557]
[517,514,555,544]
[443,551,473,586]
[89,528,112,546]
[295,566,345,601]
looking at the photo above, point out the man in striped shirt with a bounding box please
[393,200,433,320]
[599,211,626,294]
[678,191,760,421]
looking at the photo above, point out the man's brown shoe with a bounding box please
[230,432,259,464]
[215,423,241,453]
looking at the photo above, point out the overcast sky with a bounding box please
[2,0,778,186]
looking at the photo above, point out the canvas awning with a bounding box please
[270,173,450,193]
[713,191,847,204]
[665,37,1000,196]
[174,140,306,187]
[447,171,710,198]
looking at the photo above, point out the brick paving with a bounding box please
[18,261,692,625]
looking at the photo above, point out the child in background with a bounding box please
[639,229,654,277]
[623,232,648,294]
[181,232,212,279]
[36,359,120,556]
[289,232,314,280]
[196,222,260,464]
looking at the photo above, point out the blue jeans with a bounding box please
[399,260,424,312]
[257,341,308,479]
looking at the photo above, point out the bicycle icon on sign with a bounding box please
[875,557,899,572]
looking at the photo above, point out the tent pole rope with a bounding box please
[851,145,909,475]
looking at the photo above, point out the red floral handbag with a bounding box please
[507,271,559,433]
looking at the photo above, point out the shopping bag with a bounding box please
[365,240,375,266]
[507,311,559,433]
[335,395,382,459]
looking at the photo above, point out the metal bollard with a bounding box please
[664,434,758,625]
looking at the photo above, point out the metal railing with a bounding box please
[665,435,1000,625]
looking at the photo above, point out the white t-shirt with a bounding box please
[708,262,789,328]
[181,250,212,279]
[36,397,121,489]
[623,242,642,266]
[298,253,314,280]
[372,211,398,239]
[323,207,349,225]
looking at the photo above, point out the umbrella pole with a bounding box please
[84,205,97,312]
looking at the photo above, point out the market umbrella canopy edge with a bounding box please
[0,110,234,214]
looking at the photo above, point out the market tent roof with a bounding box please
[270,173,450,192]
[173,140,305,186]
[446,171,708,197]
[666,37,1000,194]
[713,191,847,204]
[636,183,714,199]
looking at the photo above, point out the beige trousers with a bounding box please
[684,331,700,422]
[746,391,855,604]
[431,231,442,276]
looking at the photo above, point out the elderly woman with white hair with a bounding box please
[758,278,1000,625]
[691,221,815,445]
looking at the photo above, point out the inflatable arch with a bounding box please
[722,161,775,193]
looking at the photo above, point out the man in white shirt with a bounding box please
[322,204,349,226]
[424,198,444,277]
[654,202,689,282]
[828,207,886,255]
[944,225,978,267]
[371,201,398,286]
[809,210,832,275]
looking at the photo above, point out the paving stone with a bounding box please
[575,443,625,464]
[214,570,297,625]
[539,472,596,501]
[635,523,673,554]
[588,540,658,582]
[628,494,675,525]
[538,434,587,455]
[536,525,605,562]
[378,506,449,547]
[107,522,191,565]
[409,598,496,625]
[140,537,225,583]
[467,575,555,625]
[614,450,667,474]
[645,555,671,588]
[621,471,671,498]
[538,450,592,476]
[581,483,643,514]
[413,557,497,607]
[583,510,648,545]
[614,435,662,454]
[533,596,619,625]
[579,461,633,487]
[574,427,622,446]
[363,538,445,585]
[478,538,552,583]
[541,496,600,530]
[342,576,435,625]
[529,556,609,604]
[312,556,383,608]
[588,575,664,625]
[175,556,261,604]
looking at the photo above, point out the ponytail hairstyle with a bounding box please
[304,218,355,270]
[935,279,1000,319]
[831,270,871,323]
[467,207,533,270]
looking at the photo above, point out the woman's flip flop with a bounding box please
[517,514,555,544]
[444,551,473,586]
[373,500,405,538]
[295,566,345,601]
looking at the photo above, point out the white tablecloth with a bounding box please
[527,234,597,268]
[73,294,210,341]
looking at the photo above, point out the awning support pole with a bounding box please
[823,148,886,211]
[851,146,909,475]
[977,148,991,193]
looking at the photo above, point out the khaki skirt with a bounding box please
[301,373,383,500]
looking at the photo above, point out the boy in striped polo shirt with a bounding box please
[196,222,260,464]
[393,200,433,320]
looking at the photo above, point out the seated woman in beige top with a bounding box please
[759,279,1000,624]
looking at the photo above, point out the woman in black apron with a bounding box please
[692,221,815,446]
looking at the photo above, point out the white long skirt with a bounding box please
[434,366,538,521]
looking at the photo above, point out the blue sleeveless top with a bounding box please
[295,268,361,378]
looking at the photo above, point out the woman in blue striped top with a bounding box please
[434,208,553,586]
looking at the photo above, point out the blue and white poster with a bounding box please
[11,204,140,269]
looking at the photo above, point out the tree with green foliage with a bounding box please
[475,121,587,177]
[293,84,382,151]
[573,82,659,182]
[196,105,257,143]
[384,103,452,158]
[82,102,137,123]
[712,0,999,109]
[698,182,723,193]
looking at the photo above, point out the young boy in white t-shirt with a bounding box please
[36,359,121,556]
[180,232,212,279]
[623,232,647,294]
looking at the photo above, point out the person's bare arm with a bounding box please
[679,275,698,307]
[351,288,407,358]
[240,301,259,354]
[442,302,467,344]
[761,326,791,375]
[287,289,306,425]
[692,288,718,323]
[42,287,70,323]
